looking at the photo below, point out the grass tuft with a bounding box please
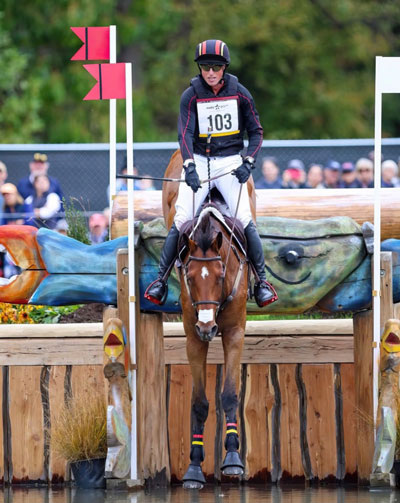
[51,391,107,462]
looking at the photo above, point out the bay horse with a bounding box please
[163,151,257,488]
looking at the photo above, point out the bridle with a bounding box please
[181,242,247,319]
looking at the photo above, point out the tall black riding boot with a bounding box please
[244,221,278,307]
[144,223,180,305]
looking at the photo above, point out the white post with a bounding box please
[372,56,382,428]
[108,25,117,234]
[125,62,137,481]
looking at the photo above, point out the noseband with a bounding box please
[182,245,246,318]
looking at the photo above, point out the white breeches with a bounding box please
[174,154,252,230]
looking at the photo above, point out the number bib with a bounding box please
[197,97,239,137]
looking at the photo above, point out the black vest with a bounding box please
[189,74,245,157]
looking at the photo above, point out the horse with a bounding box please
[163,151,257,488]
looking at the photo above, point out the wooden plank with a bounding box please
[163,319,354,337]
[243,364,274,481]
[341,363,357,479]
[395,302,400,319]
[0,338,103,366]
[0,323,103,339]
[137,312,170,483]
[303,364,337,480]
[164,336,354,365]
[353,310,374,484]
[279,364,304,481]
[9,366,45,482]
[380,252,394,326]
[48,366,68,483]
[71,364,106,399]
[0,367,3,481]
[168,365,192,482]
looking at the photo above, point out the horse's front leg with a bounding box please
[182,331,209,489]
[221,326,245,476]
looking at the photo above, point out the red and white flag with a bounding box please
[83,63,126,100]
[71,27,110,60]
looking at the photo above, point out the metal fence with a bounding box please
[0,138,400,212]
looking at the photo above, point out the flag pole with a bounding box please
[125,62,137,481]
[373,57,383,428]
[108,25,117,234]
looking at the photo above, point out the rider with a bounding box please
[144,39,278,308]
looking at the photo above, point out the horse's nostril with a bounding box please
[195,323,218,342]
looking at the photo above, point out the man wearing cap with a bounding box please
[322,160,341,189]
[17,153,63,200]
[339,162,358,188]
[144,39,277,308]
[282,159,306,189]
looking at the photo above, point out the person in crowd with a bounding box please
[1,183,32,225]
[107,164,141,202]
[145,39,277,307]
[381,159,399,187]
[17,153,63,200]
[25,174,62,229]
[55,218,69,236]
[0,161,8,213]
[139,175,156,191]
[339,162,358,188]
[282,159,306,189]
[89,213,108,244]
[255,157,282,189]
[322,160,341,188]
[304,163,324,189]
[355,158,374,188]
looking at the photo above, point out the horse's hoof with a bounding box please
[221,451,244,477]
[182,464,206,489]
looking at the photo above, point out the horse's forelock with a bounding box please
[194,213,215,254]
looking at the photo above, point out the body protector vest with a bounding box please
[190,73,245,157]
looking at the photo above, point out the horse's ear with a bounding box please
[212,231,223,252]
[182,233,196,252]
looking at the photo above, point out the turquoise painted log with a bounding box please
[0,218,399,312]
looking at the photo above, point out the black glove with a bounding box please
[184,162,201,193]
[234,159,254,184]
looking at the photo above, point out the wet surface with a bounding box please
[2,486,400,503]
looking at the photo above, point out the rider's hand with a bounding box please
[183,161,201,193]
[234,157,255,184]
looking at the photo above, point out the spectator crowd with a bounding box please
[255,154,400,190]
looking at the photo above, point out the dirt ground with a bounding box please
[58,303,105,323]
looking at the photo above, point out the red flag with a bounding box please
[71,27,110,60]
[83,63,126,100]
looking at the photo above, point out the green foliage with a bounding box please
[1,0,400,142]
[63,197,91,245]
[29,304,82,323]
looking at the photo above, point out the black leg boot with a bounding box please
[244,221,278,307]
[144,223,180,305]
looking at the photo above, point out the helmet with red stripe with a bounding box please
[194,39,230,65]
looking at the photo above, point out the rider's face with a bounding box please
[201,65,225,88]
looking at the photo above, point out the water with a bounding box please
[2,486,400,503]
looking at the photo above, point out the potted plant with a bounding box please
[51,391,107,488]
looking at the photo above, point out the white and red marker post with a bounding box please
[71,28,137,481]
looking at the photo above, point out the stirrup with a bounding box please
[254,280,278,308]
[144,279,168,306]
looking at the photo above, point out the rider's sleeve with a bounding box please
[178,87,197,162]
[237,84,264,161]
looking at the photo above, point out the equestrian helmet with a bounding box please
[194,39,230,65]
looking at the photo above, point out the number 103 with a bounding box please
[207,113,232,132]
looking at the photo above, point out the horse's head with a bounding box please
[181,217,225,342]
